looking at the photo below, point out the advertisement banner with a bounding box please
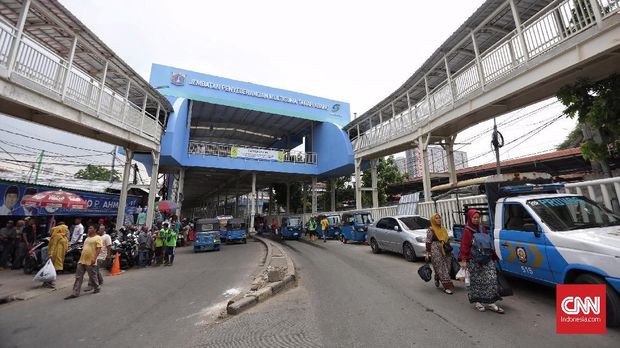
[231,146,284,162]
[0,181,139,217]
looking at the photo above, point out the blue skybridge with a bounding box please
[141,64,355,229]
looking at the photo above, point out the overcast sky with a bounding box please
[0,0,575,176]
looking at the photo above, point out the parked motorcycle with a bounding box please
[23,237,50,274]
[63,234,86,273]
[108,228,138,270]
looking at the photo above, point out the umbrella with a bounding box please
[21,190,88,210]
[156,200,177,213]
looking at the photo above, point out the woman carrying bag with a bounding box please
[425,213,455,295]
[459,209,504,313]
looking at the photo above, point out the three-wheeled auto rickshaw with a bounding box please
[339,211,373,244]
[193,218,221,252]
[318,212,341,239]
[280,215,302,239]
[225,217,248,244]
[216,215,233,241]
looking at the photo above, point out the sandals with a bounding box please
[444,289,453,295]
[488,304,505,314]
[474,302,486,312]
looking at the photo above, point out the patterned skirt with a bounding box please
[430,241,454,290]
[467,260,501,304]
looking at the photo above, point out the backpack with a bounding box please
[467,226,493,265]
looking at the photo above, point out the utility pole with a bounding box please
[109,146,117,182]
[34,150,44,184]
[491,117,504,175]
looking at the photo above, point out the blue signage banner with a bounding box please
[150,63,351,127]
[0,181,139,217]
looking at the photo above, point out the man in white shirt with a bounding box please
[70,218,84,245]
[85,224,112,292]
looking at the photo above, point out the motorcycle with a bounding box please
[63,234,86,273]
[108,229,138,270]
[23,237,50,275]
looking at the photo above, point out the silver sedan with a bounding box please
[367,215,431,262]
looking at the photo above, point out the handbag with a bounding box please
[496,272,514,297]
[449,258,460,280]
[417,263,433,282]
[442,241,453,255]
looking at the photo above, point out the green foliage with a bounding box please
[74,164,120,182]
[557,74,620,161]
[362,156,407,206]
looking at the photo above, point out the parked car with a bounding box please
[367,215,431,261]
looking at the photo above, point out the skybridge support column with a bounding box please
[116,148,134,229]
[311,177,318,215]
[417,135,432,202]
[355,158,362,210]
[371,159,379,209]
[286,183,291,214]
[250,173,256,232]
[145,150,160,228]
[509,0,529,62]
[444,136,457,186]
[330,178,336,212]
[176,168,185,217]
[6,0,31,76]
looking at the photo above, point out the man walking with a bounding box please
[85,225,111,292]
[307,217,317,242]
[164,222,178,266]
[320,216,329,243]
[65,225,101,299]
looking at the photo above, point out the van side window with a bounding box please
[503,204,536,231]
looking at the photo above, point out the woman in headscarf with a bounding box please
[48,222,68,272]
[459,209,503,313]
[425,213,455,294]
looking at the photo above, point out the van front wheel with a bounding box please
[575,273,620,327]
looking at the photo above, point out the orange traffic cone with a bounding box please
[110,253,121,276]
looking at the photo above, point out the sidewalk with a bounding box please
[0,268,75,304]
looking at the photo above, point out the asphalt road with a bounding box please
[196,237,620,347]
[0,240,264,348]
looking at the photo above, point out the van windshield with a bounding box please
[288,218,301,226]
[327,215,340,225]
[527,196,620,231]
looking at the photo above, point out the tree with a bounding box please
[74,164,120,182]
[557,74,620,177]
[361,156,407,206]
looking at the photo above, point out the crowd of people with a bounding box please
[0,210,195,300]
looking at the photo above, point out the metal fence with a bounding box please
[188,140,318,165]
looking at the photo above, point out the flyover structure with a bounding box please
[344,0,620,204]
[0,0,174,227]
[146,64,354,230]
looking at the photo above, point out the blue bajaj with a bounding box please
[339,211,373,244]
[280,216,302,240]
[226,218,247,244]
[318,213,341,239]
[193,218,221,252]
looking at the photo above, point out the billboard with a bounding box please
[0,181,139,217]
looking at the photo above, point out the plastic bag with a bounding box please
[456,268,468,281]
[417,263,433,282]
[33,259,57,283]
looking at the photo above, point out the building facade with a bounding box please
[405,146,468,179]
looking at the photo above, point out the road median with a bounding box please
[226,233,297,315]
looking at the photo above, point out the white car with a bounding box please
[367,215,431,262]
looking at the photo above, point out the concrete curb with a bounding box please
[226,234,297,315]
